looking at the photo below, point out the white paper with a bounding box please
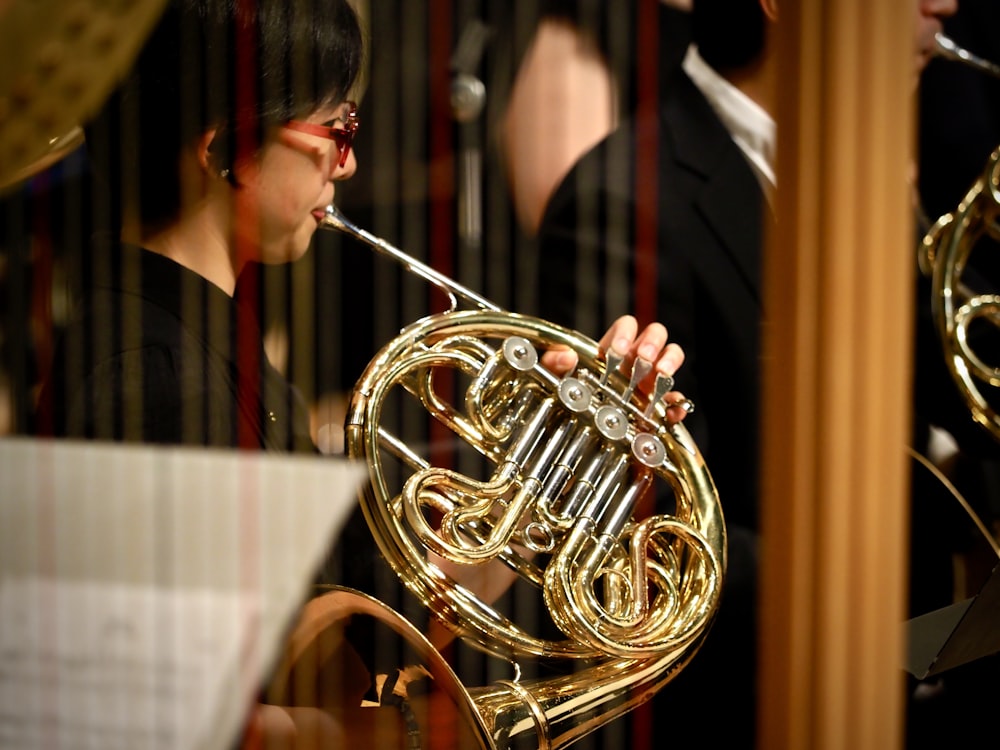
[0,579,252,750]
[0,438,366,750]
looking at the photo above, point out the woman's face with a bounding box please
[234,102,357,266]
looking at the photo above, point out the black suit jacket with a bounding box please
[535,67,766,748]
[538,68,770,532]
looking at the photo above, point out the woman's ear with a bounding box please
[198,127,239,185]
[197,128,220,175]
[761,0,778,22]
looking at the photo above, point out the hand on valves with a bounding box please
[540,315,691,425]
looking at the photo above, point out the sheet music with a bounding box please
[0,438,366,750]
[0,579,252,749]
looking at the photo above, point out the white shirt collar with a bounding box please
[682,44,777,193]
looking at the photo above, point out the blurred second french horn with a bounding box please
[919,34,1000,442]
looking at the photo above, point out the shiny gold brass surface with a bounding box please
[920,34,1000,442]
[322,207,726,749]
[919,149,1000,442]
[267,586,493,750]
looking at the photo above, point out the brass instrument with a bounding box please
[918,34,1000,442]
[933,32,1000,78]
[0,0,168,192]
[306,206,727,749]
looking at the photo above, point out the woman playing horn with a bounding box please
[28,0,693,745]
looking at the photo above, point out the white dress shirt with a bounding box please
[682,44,777,197]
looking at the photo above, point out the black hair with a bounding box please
[691,0,768,73]
[86,0,365,233]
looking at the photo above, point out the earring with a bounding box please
[216,164,238,187]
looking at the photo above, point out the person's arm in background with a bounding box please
[499,0,694,238]
[500,16,618,237]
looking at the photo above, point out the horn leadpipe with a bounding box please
[321,204,498,312]
[934,33,1000,78]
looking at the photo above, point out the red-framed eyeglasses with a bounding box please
[285,101,359,168]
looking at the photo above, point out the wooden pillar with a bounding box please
[759,1,916,749]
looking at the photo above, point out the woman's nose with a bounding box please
[921,0,958,21]
[331,148,357,180]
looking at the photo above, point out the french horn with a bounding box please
[918,34,1000,442]
[275,206,727,749]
